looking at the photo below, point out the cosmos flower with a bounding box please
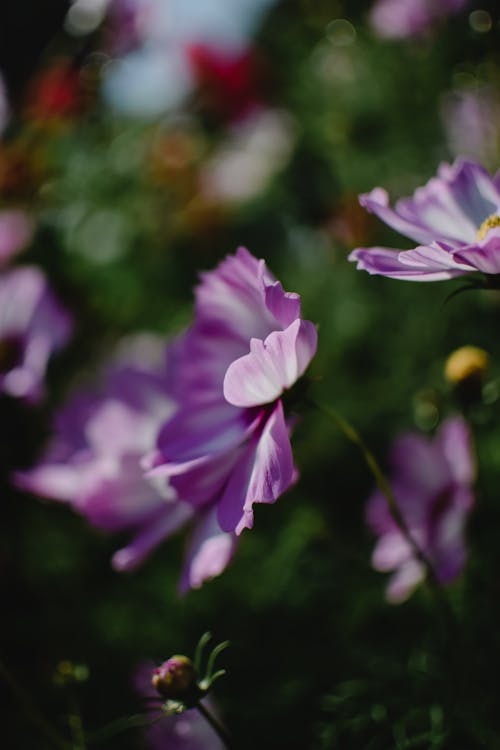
[369,0,467,40]
[366,417,475,603]
[148,247,317,539]
[349,159,500,281]
[18,250,316,590]
[0,266,72,401]
[15,335,236,591]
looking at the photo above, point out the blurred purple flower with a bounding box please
[441,86,500,168]
[349,158,500,281]
[0,210,34,266]
[149,247,317,545]
[16,335,235,590]
[0,266,72,401]
[366,417,475,603]
[144,705,224,750]
[18,250,316,590]
[135,663,224,750]
[369,0,467,39]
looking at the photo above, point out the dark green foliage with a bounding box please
[3,1,500,748]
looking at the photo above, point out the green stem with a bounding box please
[67,693,87,750]
[194,632,212,673]
[310,399,456,633]
[0,660,70,750]
[196,701,233,748]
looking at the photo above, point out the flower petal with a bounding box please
[217,401,295,534]
[358,160,500,255]
[437,417,475,487]
[264,281,301,328]
[453,229,500,274]
[372,532,412,572]
[195,246,278,344]
[386,559,425,604]
[359,188,438,244]
[223,318,317,407]
[112,502,192,572]
[349,245,472,281]
[179,508,236,592]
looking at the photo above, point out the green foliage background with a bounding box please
[3,1,500,748]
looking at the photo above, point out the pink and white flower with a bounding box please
[366,417,475,603]
[349,159,500,281]
[149,247,317,539]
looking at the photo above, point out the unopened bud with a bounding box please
[445,346,489,385]
[445,345,489,407]
[151,656,198,703]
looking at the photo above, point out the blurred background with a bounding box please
[2,1,500,748]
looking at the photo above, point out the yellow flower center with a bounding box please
[476,213,500,240]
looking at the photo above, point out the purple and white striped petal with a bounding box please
[349,245,472,281]
[359,188,437,245]
[217,401,295,534]
[179,507,236,592]
[195,246,278,344]
[453,230,500,274]
[223,318,317,407]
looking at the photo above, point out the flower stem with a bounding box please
[310,399,456,631]
[67,694,87,750]
[196,701,233,748]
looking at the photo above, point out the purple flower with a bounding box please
[0,266,72,401]
[369,0,467,39]
[16,335,236,590]
[149,247,317,542]
[349,158,500,281]
[135,663,224,750]
[366,417,475,603]
[18,250,316,590]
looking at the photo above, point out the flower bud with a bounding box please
[444,346,489,385]
[445,345,489,407]
[151,655,198,703]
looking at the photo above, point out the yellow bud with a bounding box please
[444,346,489,385]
